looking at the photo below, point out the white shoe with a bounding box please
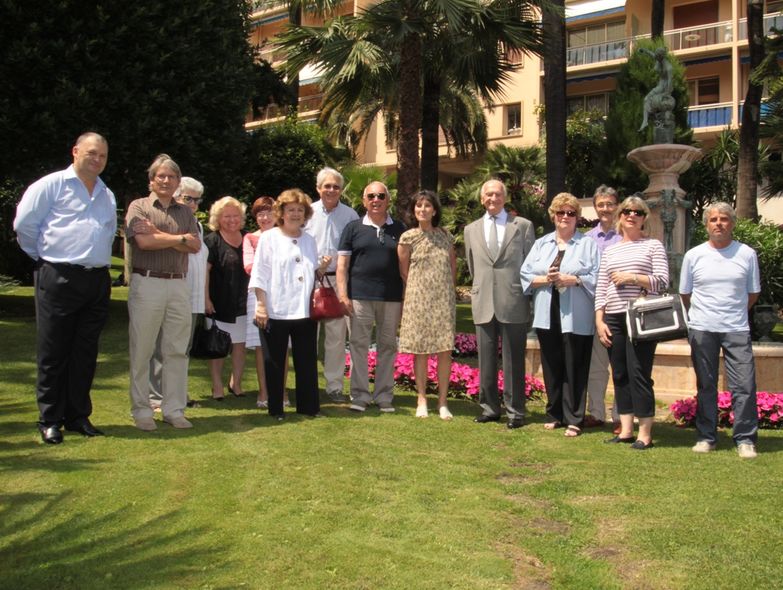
[416,405,428,418]
[438,406,453,421]
[134,416,157,431]
[349,403,366,412]
[737,442,757,459]
[164,416,193,429]
[256,400,268,409]
[692,441,716,453]
[379,404,396,413]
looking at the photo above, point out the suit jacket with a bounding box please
[464,212,535,325]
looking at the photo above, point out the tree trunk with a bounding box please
[420,76,440,192]
[396,32,422,222]
[543,0,567,210]
[287,4,302,111]
[651,0,665,39]
[736,0,764,220]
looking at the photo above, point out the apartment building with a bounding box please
[246,0,782,215]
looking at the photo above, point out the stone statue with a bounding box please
[647,189,691,252]
[639,47,676,144]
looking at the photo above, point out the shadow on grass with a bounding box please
[0,491,214,589]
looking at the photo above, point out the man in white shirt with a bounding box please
[680,202,761,458]
[304,167,359,403]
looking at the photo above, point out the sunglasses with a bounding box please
[555,210,577,218]
[621,208,647,217]
[378,227,386,245]
[366,193,386,201]
[181,196,202,205]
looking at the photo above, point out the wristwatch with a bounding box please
[180,235,187,245]
[574,276,582,287]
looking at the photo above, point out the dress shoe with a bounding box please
[134,416,157,431]
[604,435,635,444]
[474,415,500,423]
[65,418,104,437]
[38,424,63,444]
[163,415,193,429]
[506,418,525,429]
[581,415,605,428]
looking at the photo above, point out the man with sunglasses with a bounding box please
[680,202,761,458]
[305,167,359,403]
[583,185,622,431]
[464,179,535,429]
[148,177,208,410]
[337,181,405,413]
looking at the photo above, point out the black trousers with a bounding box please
[264,318,319,416]
[536,291,592,426]
[34,261,110,426]
[604,312,657,418]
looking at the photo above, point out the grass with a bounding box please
[1,288,782,589]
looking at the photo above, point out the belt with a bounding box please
[132,267,185,279]
[324,271,337,276]
[41,260,108,272]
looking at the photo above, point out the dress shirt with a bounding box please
[482,209,508,252]
[520,231,600,335]
[585,224,622,253]
[305,201,359,272]
[249,227,318,320]
[14,165,116,267]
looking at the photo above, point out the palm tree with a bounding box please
[277,0,543,218]
[542,0,566,207]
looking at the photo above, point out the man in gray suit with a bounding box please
[464,179,535,429]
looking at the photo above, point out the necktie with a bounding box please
[488,216,499,258]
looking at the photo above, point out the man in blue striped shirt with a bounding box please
[14,132,117,444]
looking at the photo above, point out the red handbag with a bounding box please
[310,274,345,320]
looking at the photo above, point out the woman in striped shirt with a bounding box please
[595,196,669,450]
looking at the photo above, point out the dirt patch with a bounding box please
[527,516,572,536]
[505,494,553,511]
[494,540,552,590]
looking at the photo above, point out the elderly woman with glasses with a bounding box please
[520,193,600,437]
[594,195,669,450]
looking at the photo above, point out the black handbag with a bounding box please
[190,315,232,359]
[625,290,688,343]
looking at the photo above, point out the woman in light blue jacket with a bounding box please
[520,193,600,437]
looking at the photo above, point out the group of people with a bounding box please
[14,132,762,460]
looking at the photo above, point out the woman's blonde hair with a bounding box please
[274,189,313,226]
[208,196,247,231]
[547,192,581,221]
[615,194,651,236]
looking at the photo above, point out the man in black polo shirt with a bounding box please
[337,181,405,413]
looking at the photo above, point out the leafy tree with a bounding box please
[757,27,783,199]
[565,110,606,200]
[681,129,739,220]
[600,39,692,196]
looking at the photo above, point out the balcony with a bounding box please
[664,21,733,50]
[567,39,629,67]
[688,102,732,128]
[250,93,324,124]
[739,12,783,39]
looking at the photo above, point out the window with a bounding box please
[688,77,720,105]
[672,0,718,29]
[567,93,610,115]
[568,20,625,47]
[505,103,522,135]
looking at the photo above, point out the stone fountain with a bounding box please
[626,47,702,287]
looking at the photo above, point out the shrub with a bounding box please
[671,391,783,429]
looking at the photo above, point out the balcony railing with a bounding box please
[566,39,629,67]
[664,21,733,50]
[688,102,732,128]
[251,93,324,123]
[739,12,783,39]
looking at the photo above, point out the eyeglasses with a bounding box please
[366,193,386,201]
[181,196,202,205]
[595,202,617,210]
[621,208,647,217]
[555,210,577,218]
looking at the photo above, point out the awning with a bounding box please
[566,0,626,23]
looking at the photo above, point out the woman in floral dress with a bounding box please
[398,191,457,420]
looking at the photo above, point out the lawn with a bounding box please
[1,286,781,590]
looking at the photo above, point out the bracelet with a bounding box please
[633,274,638,285]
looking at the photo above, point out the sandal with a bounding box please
[438,406,453,421]
[416,405,429,418]
[543,421,562,430]
[564,425,581,437]
[256,400,268,409]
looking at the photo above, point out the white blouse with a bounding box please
[187,222,208,314]
[249,227,318,320]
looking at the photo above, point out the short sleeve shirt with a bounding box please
[338,218,406,301]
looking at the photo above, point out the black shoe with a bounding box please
[64,418,104,437]
[507,418,525,430]
[38,424,63,444]
[630,439,654,450]
[474,415,501,424]
[604,435,636,444]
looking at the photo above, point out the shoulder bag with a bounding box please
[190,314,232,359]
[626,289,688,343]
[310,274,345,321]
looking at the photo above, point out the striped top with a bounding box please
[594,238,669,314]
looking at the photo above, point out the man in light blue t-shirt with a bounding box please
[680,202,761,459]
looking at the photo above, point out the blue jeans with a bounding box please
[688,329,758,445]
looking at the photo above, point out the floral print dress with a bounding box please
[398,227,456,354]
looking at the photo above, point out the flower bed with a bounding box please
[345,350,546,401]
[670,391,783,429]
